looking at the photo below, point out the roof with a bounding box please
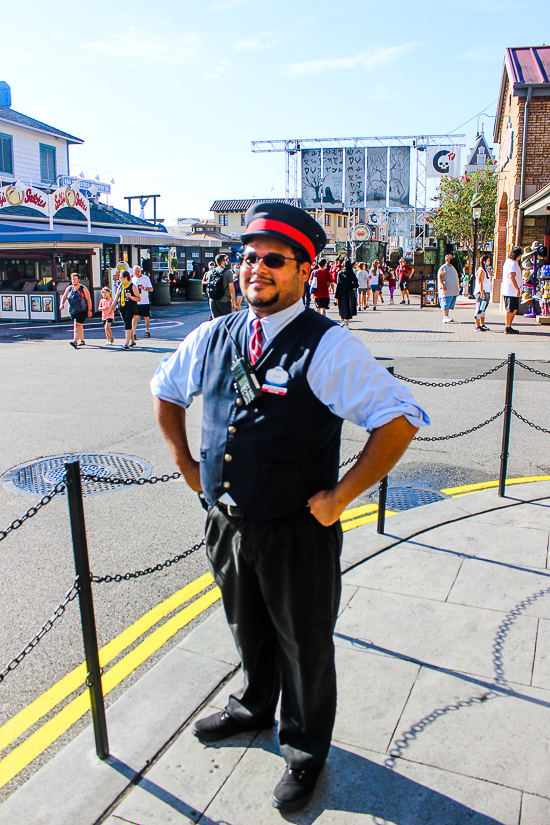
[464,132,496,173]
[0,201,166,230]
[210,198,291,212]
[0,226,118,245]
[494,46,550,142]
[520,180,550,216]
[0,106,84,144]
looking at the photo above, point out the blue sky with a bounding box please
[3,0,548,223]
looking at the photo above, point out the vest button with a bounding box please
[223,481,231,489]
[228,425,236,434]
[224,454,232,462]
[235,398,243,407]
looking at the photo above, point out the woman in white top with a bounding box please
[473,254,492,332]
[356,262,369,310]
[369,259,381,310]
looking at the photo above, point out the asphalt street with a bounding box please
[1,295,550,800]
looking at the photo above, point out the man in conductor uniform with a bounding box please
[151,203,429,813]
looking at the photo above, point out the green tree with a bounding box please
[428,165,498,269]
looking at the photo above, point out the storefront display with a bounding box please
[421,276,438,308]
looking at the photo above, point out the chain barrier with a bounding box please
[414,409,504,442]
[0,577,80,683]
[91,538,205,584]
[511,409,550,435]
[516,360,550,380]
[392,359,507,388]
[81,471,181,487]
[0,481,66,543]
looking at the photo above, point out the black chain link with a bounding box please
[516,360,550,380]
[91,539,205,583]
[0,577,80,683]
[512,409,550,435]
[414,409,504,442]
[0,481,66,543]
[393,359,508,388]
[81,471,181,487]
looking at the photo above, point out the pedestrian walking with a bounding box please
[98,287,115,344]
[501,246,523,334]
[437,253,460,324]
[151,201,429,815]
[311,257,332,315]
[59,272,92,349]
[131,265,153,339]
[386,267,397,303]
[335,259,358,327]
[205,254,236,317]
[396,257,413,304]
[114,269,140,348]
[232,263,244,311]
[474,254,492,332]
[356,262,368,310]
[369,259,381,310]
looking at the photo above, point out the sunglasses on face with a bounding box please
[240,252,298,269]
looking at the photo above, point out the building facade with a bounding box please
[493,46,550,282]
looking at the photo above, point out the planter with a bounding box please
[187,279,207,301]
[152,282,171,306]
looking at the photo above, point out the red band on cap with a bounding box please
[245,218,316,263]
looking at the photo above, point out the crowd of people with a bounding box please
[302,255,414,326]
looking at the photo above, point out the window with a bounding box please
[241,213,246,226]
[40,144,56,183]
[343,216,348,229]
[219,214,228,226]
[324,213,331,227]
[0,133,13,175]
[337,215,342,227]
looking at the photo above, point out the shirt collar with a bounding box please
[246,299,305,344]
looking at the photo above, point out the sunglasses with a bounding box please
[240,252,298,269]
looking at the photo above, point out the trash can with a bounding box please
[152,282,171,306]
[187,279,207,301]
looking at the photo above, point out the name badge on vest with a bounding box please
[262,366,289,396]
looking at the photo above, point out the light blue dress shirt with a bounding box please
[150,300,430,433]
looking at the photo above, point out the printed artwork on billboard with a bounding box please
[366,147,387,208]
[321,148,343,204]
[301,149,322,207]
[388,147,410,207]
[344,148,365,208]
[426,146,461,178]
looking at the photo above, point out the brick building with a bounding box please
[493,46,550,294]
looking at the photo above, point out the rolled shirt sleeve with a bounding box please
[307,326,430,431]
[149,320,215,408]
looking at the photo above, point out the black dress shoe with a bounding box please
[272,765,322,813]
[193,709,274,742]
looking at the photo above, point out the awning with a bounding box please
[521,182,550,217]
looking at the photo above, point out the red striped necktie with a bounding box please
[249,318,264,365]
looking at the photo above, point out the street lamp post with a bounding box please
[471,196,482,299]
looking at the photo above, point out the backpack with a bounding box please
[67,285,88,316]
[206,268,226,301]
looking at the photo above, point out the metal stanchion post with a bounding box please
[498,353,515,498]
[65,460,109,759]
[377,366,394,534]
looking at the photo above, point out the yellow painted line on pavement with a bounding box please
[341,511,396,532]
[442,475,550,496]
[340,503,378,521]
[0,585,221,790]
[0,571,215,753]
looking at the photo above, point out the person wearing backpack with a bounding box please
[206,254,236,317]
[60,272,92,349]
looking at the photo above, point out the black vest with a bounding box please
[200,309,343,521]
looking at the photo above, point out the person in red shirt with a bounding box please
[396,258,413,304]
[311,257,333,316]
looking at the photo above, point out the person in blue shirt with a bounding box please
[151,202,429,814]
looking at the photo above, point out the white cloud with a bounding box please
[204,60,231,79]
[233,31,288,51]
[284,44,418,77]
[460,47,503,64]
[87,28,200,65]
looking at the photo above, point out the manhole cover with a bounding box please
[371,485,450,511]
[2,453,152,498]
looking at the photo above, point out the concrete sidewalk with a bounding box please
[2,481,550,824]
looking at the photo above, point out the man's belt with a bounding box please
[217,501,246,519]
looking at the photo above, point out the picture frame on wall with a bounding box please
[15,296,26,312]
[2,296,13,312]
[31,296,41,312]
[42,296,54,313]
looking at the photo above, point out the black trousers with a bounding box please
[205,505,342,770]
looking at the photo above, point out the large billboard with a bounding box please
[366,147,387,208]
[321,148,343,204]
[344,148,365,208]
[389,147,410,207]
[301,149,322,207]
